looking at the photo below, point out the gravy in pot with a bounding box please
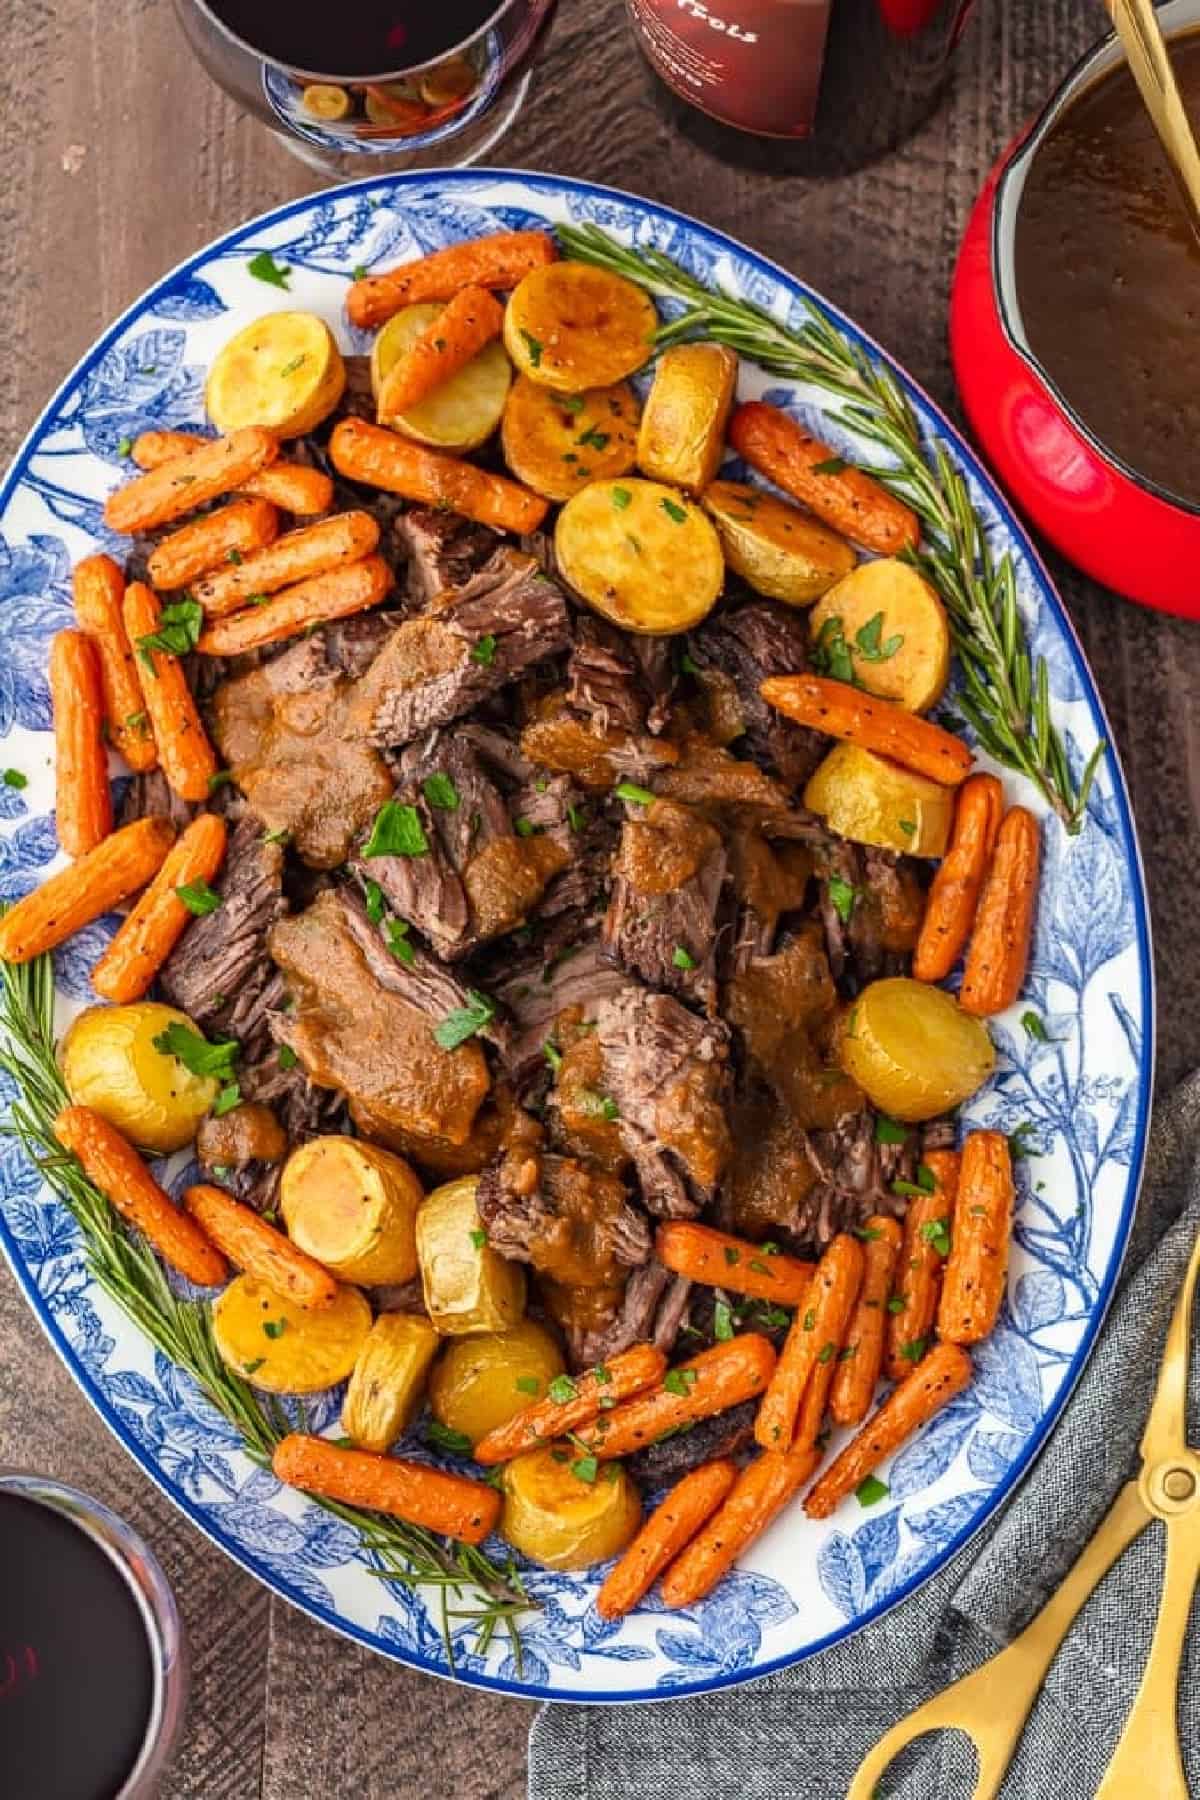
[1013,30,1200,506]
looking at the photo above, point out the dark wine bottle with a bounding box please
[626,0,977,174]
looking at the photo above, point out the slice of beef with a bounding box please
[395,506,498,612]
[493,938,637,1092]
[117,768,200,833]
[627,1397,759,1491]
[627,636,676,736]
[349,549,570,747]
[267,888,493,1147]
[922,1117,957,1154]
[210,632,393,869]
[688,601,826,787]
[800,1109,903,1248]
[324,609,405,678]
[550,1258,676,1369]
[724,828,815,974]
[521,692,680,793]
[656,734,831,843]
[195,1100,289,1214]
[565,618,651,736]
[603,798,726,1010]
[159,815,287,1056]
[476,1141,651,1288]
[817,842,925,995]
[592,987,732,1217]
[370,1276,429,1316]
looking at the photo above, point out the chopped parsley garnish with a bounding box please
[1008,1120,1039,1161]
[803,1309,816,1331]
[385,917,415,964]
[433,988,495,1050]
[227,548,243,566]
[816,1341,836,1364]
[578,428,610,451]
[660,497,688,523]
[362,800,428,859]
[614,780,655,806]
[812,615,857,685]
[827,874,857,925]
[898,819,917,837]
[892,1164,937,1198]
[515,1375,540,1395]
[176,879,222,916]
[678,649,699,676]
[364,878,385,925]
[855,1225,884,1242]
[571,1456,599,1485]
[520,329,543,367]
[152,1021,239,1083]
[279,353,308,377]
[426,1422,472,1455]
[543,1040,563,1075]
[469,1228,487,1250]
[278,1045,298,1071]
[547,1375,578,1405]
[263,1316,287,1340]
[1021,1010,1063,1044]
[560,395,585,415]
[724,1247,741,1266]
[514,816,538,838]
[209,1164,233,1181]
[576,1088,619,1122]
[136,598,203,668]
[593,1364,612,1384]
[470,633,497,666]
[423,772,460,811]
[2,769,28,790]
[351,264,368,282]
[713,1299,734,1342]
[811,455,848,475]
[261,828,290,846]
[567,803,586,833]
[672,945,697,971]
[610,486,632,510]
[838,1344,858,1361]
[920,1218,952,1258]
[247,249,291,288]
[899,1337,928,1363]
[208,770,234,791]
[748,1258,774,1277]
[242,1357,265,1376]
[213,1083,241,1117]
[856,1475,889,1508]
[875,1115,908,1146]
[116,435,134,458]
[887,1296,906,1314]
[663,1368,699,1398]
[855,611,904,663]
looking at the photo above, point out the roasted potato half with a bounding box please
[500,1447,642,1571]
[809,558,951,712]
[281,1137,423,1286]
[371,302,512,452]
[636,343,738,493]
[703,479,856,606]
[429,1319,567,1446]
[60,1002,218,1154]
[555,478,724,635]
[416,1176,526,1335]
[839,977,996,1122]
[341,1313,440,1452]
[206,311,346,440]
[805,743,954,858]
[500,377,639,501]
[212,1275,372,1394]
[503,263,657,393]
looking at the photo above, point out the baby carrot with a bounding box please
[596,1460,737,1621]
[131,431,333,517]
[272,1434,501,1543]
[655,1222,814,1307]
[147,497,280,591]
[71,555,157,773]
[123,583,218,801]
[0,816,175,964]
[377,285,504,418]
[659,1444,821,1609]
[959,806,1041,1017]
[191,511,381,617]
[913,773,1004,982]
[104,427,278,534]
[937,1131,1014,1346]
[50,630,112,857]
[196,555,391,656]
[91,813,227,1003]
[804,1343,973,1521]
[755,1234,864,1453]
[54,1105,227,1288]
[729,400,919,555]
[184,1185,337,1310]
[761,674,973,787]
[347,230,558,330]
[829,1216,903,1428]
[330,417,548,535]
[886,1150,959,1382]
[473,1344,666,1465]
[574,1335,777,1461]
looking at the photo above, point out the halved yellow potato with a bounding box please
[804,743,954,858]
[371,301,512,451]
[60,1002,217,1154]
[703,479,856,606]
[503,263,657,393]
[500,1446,642,1571]
[212,1275,372,1394]
[839,977,996,1122]
[501,376,639,501]
[341,1313,440,1452]
[429,1319,566,1447]
[416,1176,526,1336]
[555,478,724,635]
[809,558,951,712]
[637,343,738,493]
[206,311,346,439]
[280,1137,423,1286]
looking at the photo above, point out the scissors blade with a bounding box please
[1140,1228,1200,1472]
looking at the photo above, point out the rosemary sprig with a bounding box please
[558,221,1103,832]
[0,948,534,1669]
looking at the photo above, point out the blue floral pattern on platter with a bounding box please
[0,172,1152,1703]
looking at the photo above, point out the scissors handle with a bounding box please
[846,1481,1150,1800]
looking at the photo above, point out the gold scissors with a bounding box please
[849,1227,1200,1800]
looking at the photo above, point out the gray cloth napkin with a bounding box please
[529,1072,1200,1800]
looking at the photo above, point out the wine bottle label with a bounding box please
[628,0,834,138]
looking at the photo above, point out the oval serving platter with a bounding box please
[0,171,1152,1701]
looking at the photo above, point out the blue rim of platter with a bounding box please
[0,168,1154,1703]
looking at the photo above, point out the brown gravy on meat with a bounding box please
[1014,31,1200,504]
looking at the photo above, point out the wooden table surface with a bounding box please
[2,1,1197,1794]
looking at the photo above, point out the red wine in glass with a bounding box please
[176,0,557,174]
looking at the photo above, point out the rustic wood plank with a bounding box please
[0,2,1196,1797]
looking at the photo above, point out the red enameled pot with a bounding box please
[950,0,1200,619]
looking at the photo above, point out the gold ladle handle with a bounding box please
[1105,0,1200,243]
[846,1481,1150,1800]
